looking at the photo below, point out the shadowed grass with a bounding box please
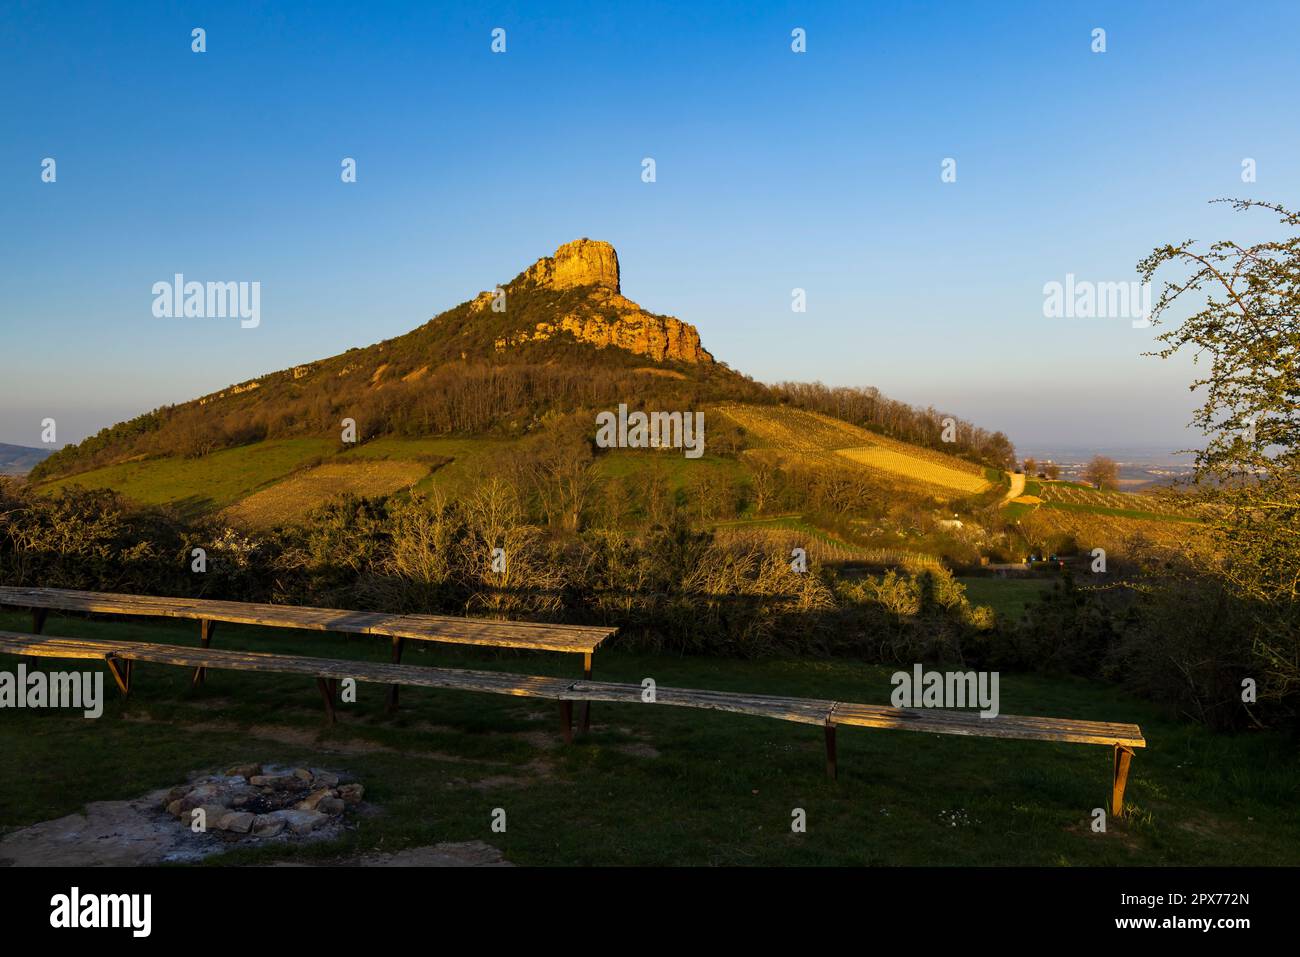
[0,609,1295,866]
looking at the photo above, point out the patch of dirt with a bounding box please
[354,841,509,866]
[241,723,487,765]
[612,742,660,758]
[606,725,660,758]
[518,730,562,751]
[463,756,560,790]
[122,715,494,764]
[1064,819,1143,851]
[369,719,462,735]
[183,696,238,711]
[274,841,510,867]
[1176,815,1246,840]
[245,724,325,748]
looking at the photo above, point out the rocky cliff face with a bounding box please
[523,238,621,291]
[490,239,714,364]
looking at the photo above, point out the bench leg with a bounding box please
[23,609,48,671]
[106,657,132,698]
[317,678,337,726]
[824,723,838,780]
[1112,744,1135,818]
[579,652,593,735]
[192,619,215,688]
[559,700,573,745]
[386,637,404,713]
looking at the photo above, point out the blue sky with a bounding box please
[2,0,1298,454]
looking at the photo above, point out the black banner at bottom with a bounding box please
[0,866,1274,942]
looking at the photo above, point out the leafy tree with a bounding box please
[1140,199,1300,716]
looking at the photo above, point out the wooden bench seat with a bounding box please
[828,701,1146,748]
[0,630,582,738]
[0,630,1146,814]
[0,586,614,653]
[566,680,837,725]
[0,584,616,726]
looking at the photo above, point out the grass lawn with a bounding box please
[1003,501,1036,521]
[1,609,1296,866]
[957,577,1053,622]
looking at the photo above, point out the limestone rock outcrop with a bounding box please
[494,239,714,364]
[523,238,621,291]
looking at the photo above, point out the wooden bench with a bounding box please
[567,681,1145,814]
[0,630,1146,815]
[0,631,583,738]
[0,585,615,729]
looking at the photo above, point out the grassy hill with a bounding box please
[716,403,993,498]
[30,241,762,486]
[20,238,1212,593]
[35,402,1000,531]
[23,240,1034,559]
[30,239,1016,498]
[30,399,1200,582]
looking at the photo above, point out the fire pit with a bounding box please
[162,763,364,839]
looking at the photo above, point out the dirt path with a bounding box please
[1002,471,1026,504]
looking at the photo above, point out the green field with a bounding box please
[38,439,337,516]
[35,436,521,517]
[1039,500,1200,525]
[1003,501,1036,521]
[34,436,748,521]
[956,577,1053,621]
[2,609,1296,866]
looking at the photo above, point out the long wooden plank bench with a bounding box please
[0,585,616,728]
[0,631,582,737]
[0,630,1147,815]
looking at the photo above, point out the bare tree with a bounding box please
[749,458,777,514]
[1083,455,1119,490]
